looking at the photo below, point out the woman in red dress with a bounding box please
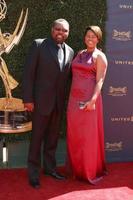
[67,26,108,184]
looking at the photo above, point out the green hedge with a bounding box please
[0,0,106,140]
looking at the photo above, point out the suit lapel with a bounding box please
[46,39,70,70]
[47,38,59,66]
[64,43,70,66]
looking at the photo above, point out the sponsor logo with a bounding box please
[111,116,133,122]
[119,4,133,9]
[108,86,127,96]
[115,60,133,65]
[112,29,131,41]
[105,141,123,152]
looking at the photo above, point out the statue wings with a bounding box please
[0,8,28,55]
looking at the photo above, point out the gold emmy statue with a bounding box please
[0,0,32,133]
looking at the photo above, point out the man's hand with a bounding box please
[24,103,34,112]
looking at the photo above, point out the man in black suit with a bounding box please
[22,18,74,189]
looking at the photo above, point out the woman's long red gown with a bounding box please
[67,50,107,184]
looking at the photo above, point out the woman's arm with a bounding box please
[85,52,108,111]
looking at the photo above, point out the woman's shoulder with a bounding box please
[76,49,87,57]
[94,48,107,61]
[93,48,107,65]
[94,48,105,56]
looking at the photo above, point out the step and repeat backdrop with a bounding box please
[103,0,133,162]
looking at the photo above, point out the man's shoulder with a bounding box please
[65,43,74,53]
[34,38,47,46]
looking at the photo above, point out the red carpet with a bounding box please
[0,162,133,200]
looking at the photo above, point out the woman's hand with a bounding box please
[84,101,95,111]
